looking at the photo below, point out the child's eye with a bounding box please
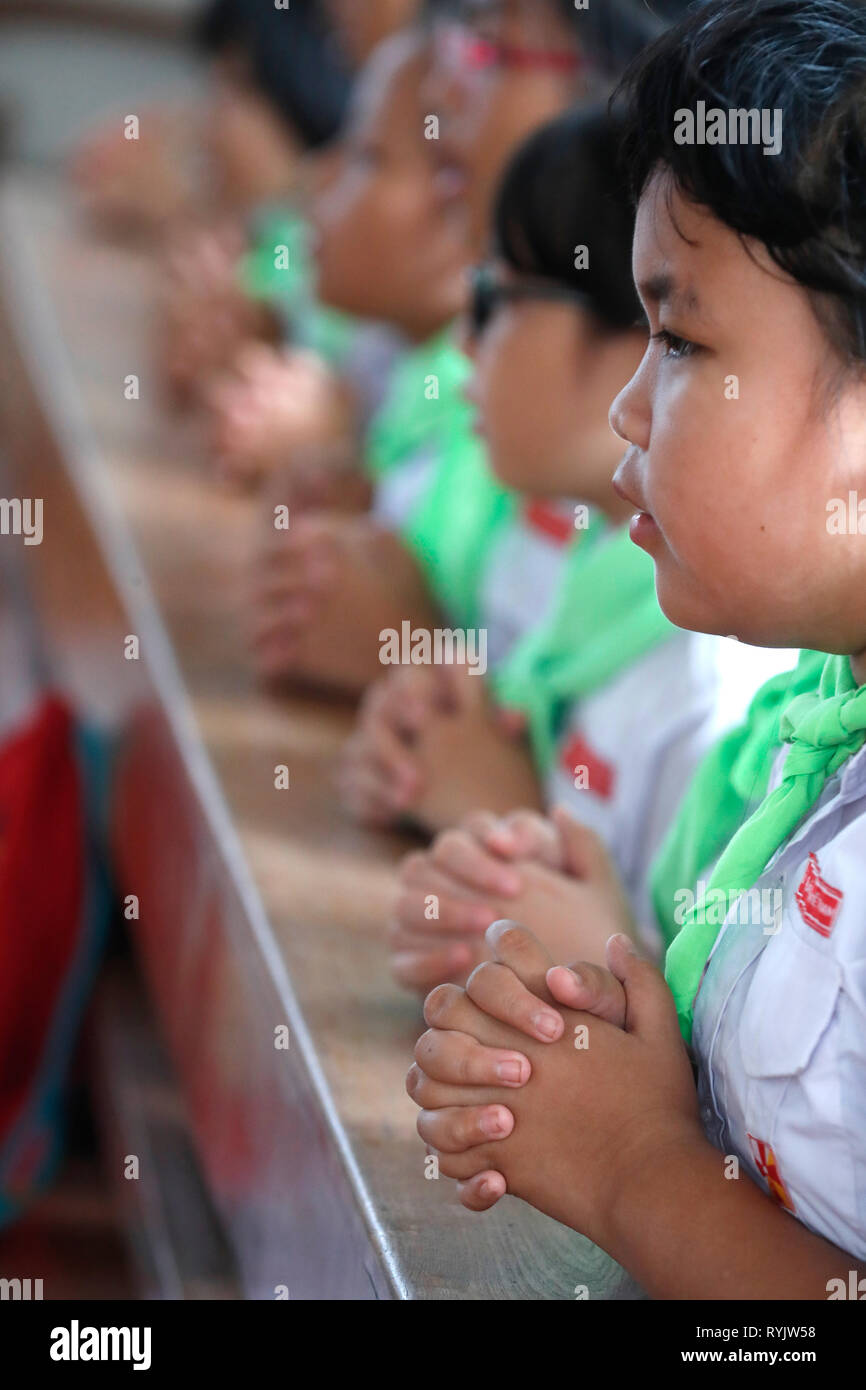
[651,329,697,360]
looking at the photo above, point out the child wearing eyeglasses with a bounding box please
[353,105,793,990]
[243,0,598,692]
[407,0,866,1296]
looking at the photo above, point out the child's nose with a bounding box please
[609,368,649,451]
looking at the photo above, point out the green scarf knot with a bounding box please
[491,521,674,771]
[665,653,866,1042]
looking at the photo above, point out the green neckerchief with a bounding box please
[402,428,516,630]
[240,206,309,310]
[650,650,828,956]
[239,205,357,365]
[490,520,673,771]
[664,651,866,1041]
[364,327,475,482]
[652,649,826,953]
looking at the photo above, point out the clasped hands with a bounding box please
[406,918,703,1251]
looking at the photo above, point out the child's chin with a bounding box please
[654,574,712,636]
[488,454,535,490]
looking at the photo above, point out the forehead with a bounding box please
[462,0,570,43]
[633,172,750,312]
[351,40,428,135]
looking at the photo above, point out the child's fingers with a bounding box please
[342,722,419,815]
[364,718,421,796]
[457,1172,508,1211]
[431,829,523,898]
[434,1148,504,1182]
[485,919,557,999]
[411,1030,530,1087]
[250,634,299,678]
[460,808,507,843]
[551,805,619,883]
[250,589,318,626]
[465,960,564,1043]
[423,982,534,1051]
[391,887,496,937]
[376,669,437,735]
[605,934,682,1044]
[391,944,477,993]
[489,810,563,868]
[399,852,498,920]
[546,963,627,1028]
[248,563,332,614]
[416,1104,514,1153]
[248,605,316,655]
[253,538,337,584]
[338,763,402,827]
[406,1066,509,1109]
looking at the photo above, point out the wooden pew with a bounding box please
[0,172,644,1300]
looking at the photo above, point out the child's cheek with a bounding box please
[650,373,736,542]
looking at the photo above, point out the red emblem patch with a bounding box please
[747,1134,796,1213]
[795,852,843,939]
[523,500,574,546]
[559,734,615,800]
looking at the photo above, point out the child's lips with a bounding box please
[629,511,659,550]
[613,468,659,548]
[612,471,649,518]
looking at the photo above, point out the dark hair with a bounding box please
[194,0,246,53]
[557,0,698,77]
[617,0,866,364]
[194,0,352,148]
[493,104,641,330]
[247,1,352,148]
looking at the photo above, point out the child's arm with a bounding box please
[410,924,866,1299]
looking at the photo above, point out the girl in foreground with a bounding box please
[407,0,866,1297]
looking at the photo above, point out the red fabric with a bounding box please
[795,852,843,939]
[559,733,616,800]
[0,698,83,1143]
[523,499,575,546]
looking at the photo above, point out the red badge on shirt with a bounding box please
[795,852,843,939]
[559,734,615,800]
[523,500,574,546]
[747,1135,796,1213]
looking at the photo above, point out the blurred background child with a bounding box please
[360,106,795,988]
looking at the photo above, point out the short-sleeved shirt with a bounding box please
[545,640,800,949]
[479,498,578,669]
[693,741,866,1259]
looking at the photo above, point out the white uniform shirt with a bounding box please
[545,639,800,950]
[372,447,439,532]
[693,739,866,1260]
[480,499,577,670]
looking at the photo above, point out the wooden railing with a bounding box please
[0,172,643,1301]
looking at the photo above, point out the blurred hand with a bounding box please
[203,345,359,488]
[388,806,637,992]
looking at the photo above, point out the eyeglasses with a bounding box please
[434,22,584,80]
[468,264,591,338]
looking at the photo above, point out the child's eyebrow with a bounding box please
[638,273,703,318]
